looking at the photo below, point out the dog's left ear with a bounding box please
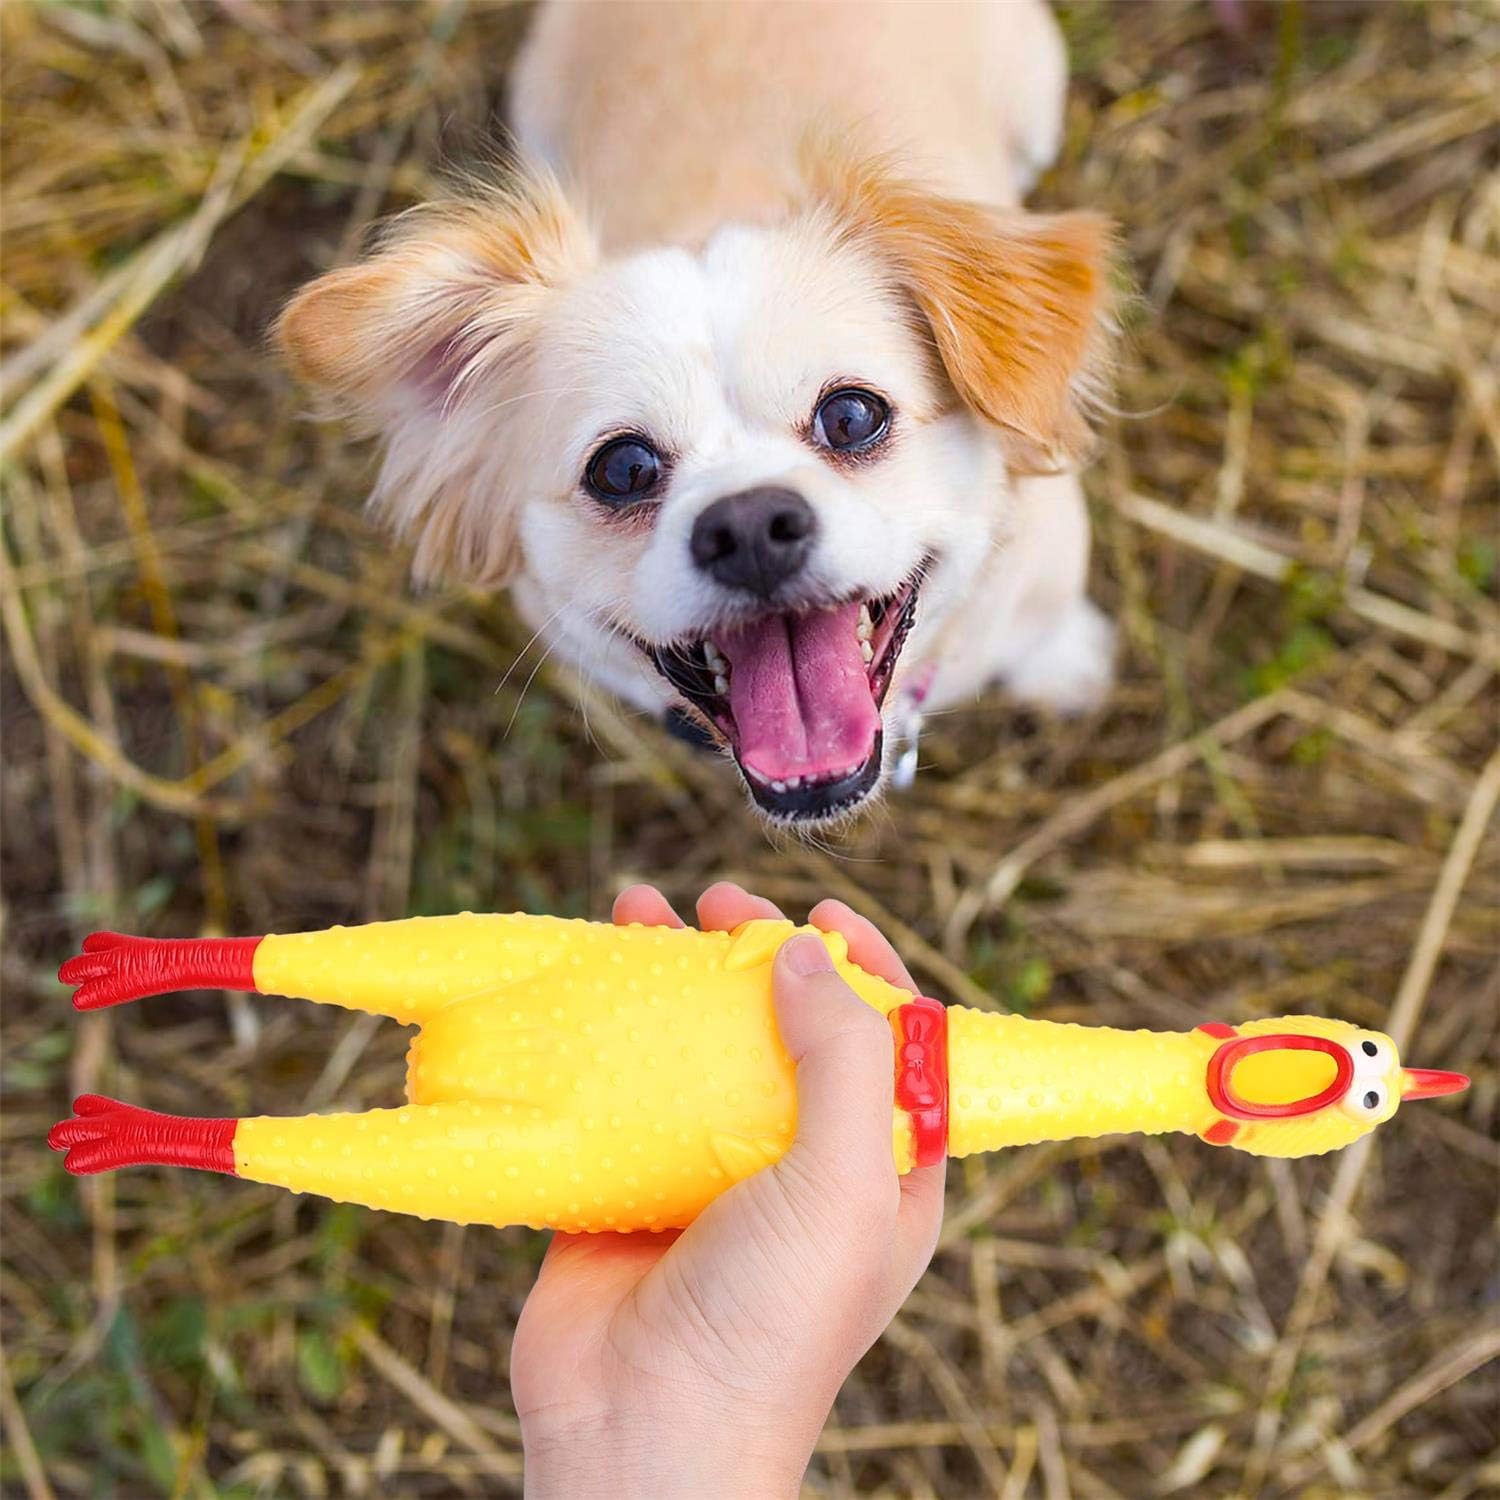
[810,151,1115,470]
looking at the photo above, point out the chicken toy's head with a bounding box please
[1198,1015,1468,1158]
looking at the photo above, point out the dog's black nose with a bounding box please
[690,488,816,598]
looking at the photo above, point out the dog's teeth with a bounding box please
[703,642,727,672]
[771,779,787,793]
[785,775,801,789]
[859,638,875,664]
[713,673,729,696]
[856,603,873,642]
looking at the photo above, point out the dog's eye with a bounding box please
[813,388,890,452]
[585,437,661,503]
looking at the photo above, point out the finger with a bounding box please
[612,885,684,929]
[892,1161,945,1274]
[862,1163,945,1320]
[806,902,940,1270]
[808,899,918,993]
[770,935,896,1191]
[696,880,786,932]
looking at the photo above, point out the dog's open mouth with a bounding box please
[645,572,923,819]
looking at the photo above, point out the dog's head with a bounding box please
[278,153,1112,824]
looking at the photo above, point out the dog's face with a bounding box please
[279,157,1110,824]
[513,223,1002,821]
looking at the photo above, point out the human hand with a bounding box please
[510,882,945,1499]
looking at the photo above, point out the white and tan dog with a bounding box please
[278,0,1115,825]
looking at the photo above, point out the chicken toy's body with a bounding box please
[50,915,1467,1233]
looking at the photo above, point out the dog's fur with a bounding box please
[278,0,1116,826]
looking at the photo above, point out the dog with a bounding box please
[277,0,1115,826]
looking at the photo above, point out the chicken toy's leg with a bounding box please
[59,914,569,1025]
[48,1095,237,1173]
[60,932,262,1012]
[50,1094,583,1230]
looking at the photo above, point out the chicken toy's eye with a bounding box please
[1350,1035,1393,1076]
[1343,1080,1387,1119]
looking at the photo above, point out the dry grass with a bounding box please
[2,1,1497,1496]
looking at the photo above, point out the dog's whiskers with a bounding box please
[504,601,624,743]
[568,609,632,756]
[494,600,576,699]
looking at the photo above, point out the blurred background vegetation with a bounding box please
[2,1,1497,1496]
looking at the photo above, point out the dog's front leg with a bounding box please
[924,470,1115,719]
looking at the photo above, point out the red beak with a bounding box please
[1401,1068,1469,1100]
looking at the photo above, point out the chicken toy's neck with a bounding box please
[945,1009,1218,1157]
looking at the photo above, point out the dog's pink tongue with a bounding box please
[716,604,879,783]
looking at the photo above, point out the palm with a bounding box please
[513,1226,685,1416]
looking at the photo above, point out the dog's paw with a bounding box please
[1002,599,1115,716]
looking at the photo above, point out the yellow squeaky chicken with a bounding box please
[50,915,1467,1233]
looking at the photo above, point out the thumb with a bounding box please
[771,934,898,1198]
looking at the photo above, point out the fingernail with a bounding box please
[783,934,832,976]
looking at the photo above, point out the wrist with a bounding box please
[522,1400,813,1499]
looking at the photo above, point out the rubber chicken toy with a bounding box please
[49,914,1467,1233]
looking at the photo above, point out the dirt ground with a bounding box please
[2,2,1496,1496]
